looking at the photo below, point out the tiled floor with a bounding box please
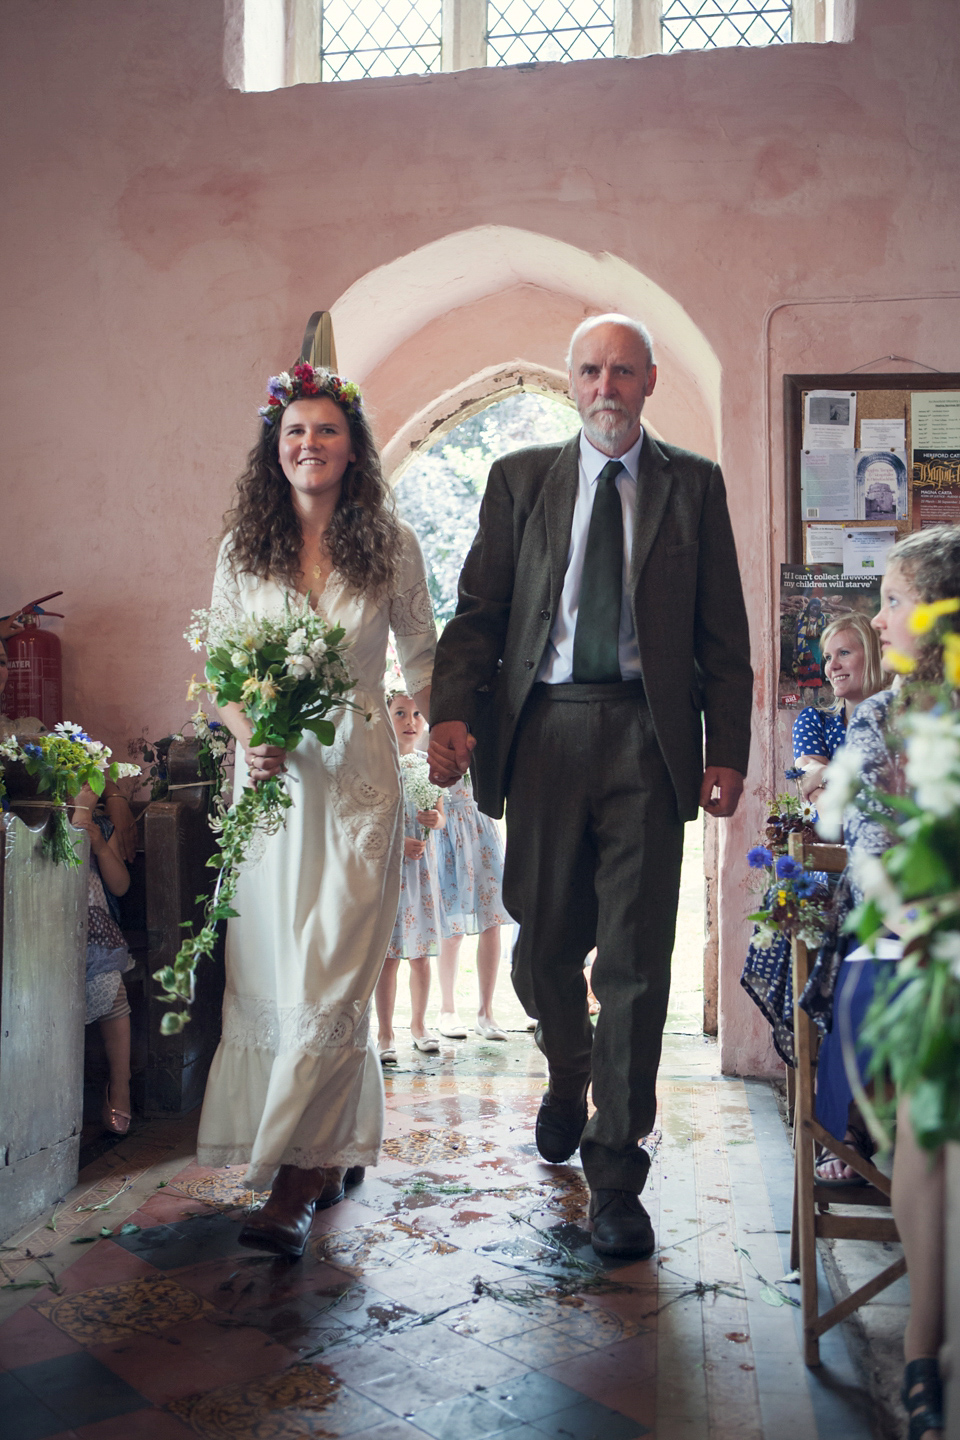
[0,1031,891,1439]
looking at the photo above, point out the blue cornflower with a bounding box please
[24,743,43,757]
[794,873,819,898]
[747,846,774,869]
[784,767,805,781]
[775,855,804,880]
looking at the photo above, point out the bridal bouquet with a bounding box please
[156,602,362,1034]
[0,723,140,867]
[819,599,960,1150]
[399,751,443,839]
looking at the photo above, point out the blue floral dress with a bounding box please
[800,690,899,1138]
[436,776,507,938]
[739,706,848,1064]
[387,783,443,961]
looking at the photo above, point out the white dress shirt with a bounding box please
[536,429,645,684]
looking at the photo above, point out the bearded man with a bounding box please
[428,315,752,1257]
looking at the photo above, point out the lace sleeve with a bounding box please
[210,536,243,629]
[389,524,436,695]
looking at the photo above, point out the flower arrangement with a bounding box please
[0,723,139,866]
[744,769,830,948]
[747,845,831,948]
[820,598,960,1150]
[156,602,362,1034]
[258,363,362,427]
[399,751,443,839]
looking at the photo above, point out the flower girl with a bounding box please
[375,694,445,1061]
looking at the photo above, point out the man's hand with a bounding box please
[428,721,475,787]
[699,765,744,818]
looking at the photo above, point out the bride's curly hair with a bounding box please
[222,378,402,599]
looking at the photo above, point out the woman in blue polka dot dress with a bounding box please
[741,612,883,1065]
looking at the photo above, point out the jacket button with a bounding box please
[524,659,534,669]
[540,609,550,620]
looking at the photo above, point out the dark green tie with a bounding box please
[572,459,624,683]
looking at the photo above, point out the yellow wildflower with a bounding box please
[241,676,260,700]
[944,632,960,687]
[908,596,960,635]
[777,889,787,905]
[883,647,916,674]
[259,678,277,703]
[185,673,204,702]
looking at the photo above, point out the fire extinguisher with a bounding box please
[1,591,65,731]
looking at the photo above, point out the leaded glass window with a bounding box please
[320,0,442,81]
[486,0,615,67]
[661,0,791,51]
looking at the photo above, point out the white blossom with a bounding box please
[850,850,900,921]
[287,654,316,681]
[815,745,864,840]
[903,711,960,817]
[287,628,308,654]
[930,929,960,980]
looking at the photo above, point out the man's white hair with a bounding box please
[566,314,656,371]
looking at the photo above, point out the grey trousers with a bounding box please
[502,680,685,1193]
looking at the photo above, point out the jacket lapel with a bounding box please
[631,432,674,586]
[543,434,582,606]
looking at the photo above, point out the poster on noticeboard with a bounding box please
[778,565,882,709]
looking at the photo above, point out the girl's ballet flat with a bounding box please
[475,1019,508,1041]
[438,1011,468,1038]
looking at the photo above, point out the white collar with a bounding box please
[579,427,645,483]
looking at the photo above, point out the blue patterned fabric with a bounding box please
[792,706,846,764]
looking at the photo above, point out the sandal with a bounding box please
[901,1357,943,1440]
[815,1123,874,1188]
[102,1082,131,1136]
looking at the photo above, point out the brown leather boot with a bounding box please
[238,1164,325,1259]
[315,1167,346,1211]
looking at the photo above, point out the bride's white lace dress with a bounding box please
[196,523,436,1188]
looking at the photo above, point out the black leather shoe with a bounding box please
[345,1165,365,1188]
[589,1189,655,1258]
[535,1092,588,1164]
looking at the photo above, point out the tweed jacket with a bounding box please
[429,431,753,821]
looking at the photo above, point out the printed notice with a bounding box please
[912,450,960,528]
[860,417,906,451]
[804,524,844,565]
[778,565,881,708]
[842,527,896,575]
[800,451,856,520]
[912,392,960,450]
[855,450,908,520]
[803,390,857,450]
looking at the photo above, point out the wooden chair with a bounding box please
[788,834,906,1366]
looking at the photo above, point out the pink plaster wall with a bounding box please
[3,0,959,1074]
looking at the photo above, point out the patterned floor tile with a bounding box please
[38,1273,214,1344]
[167,1360,394,1438]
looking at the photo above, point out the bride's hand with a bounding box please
[245,743,287,784]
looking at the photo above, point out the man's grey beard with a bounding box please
[580,402,636,452]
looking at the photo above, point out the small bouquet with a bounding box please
[827,599,960,1150]
[156,601,362,1034]
[399,751,442,839]
[746,844,831,949]
[0,723,140,867]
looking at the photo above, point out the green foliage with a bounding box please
[395,393,579,626]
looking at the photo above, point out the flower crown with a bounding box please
[258,362,363,426]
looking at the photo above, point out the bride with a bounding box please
[196,363,435,1257]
